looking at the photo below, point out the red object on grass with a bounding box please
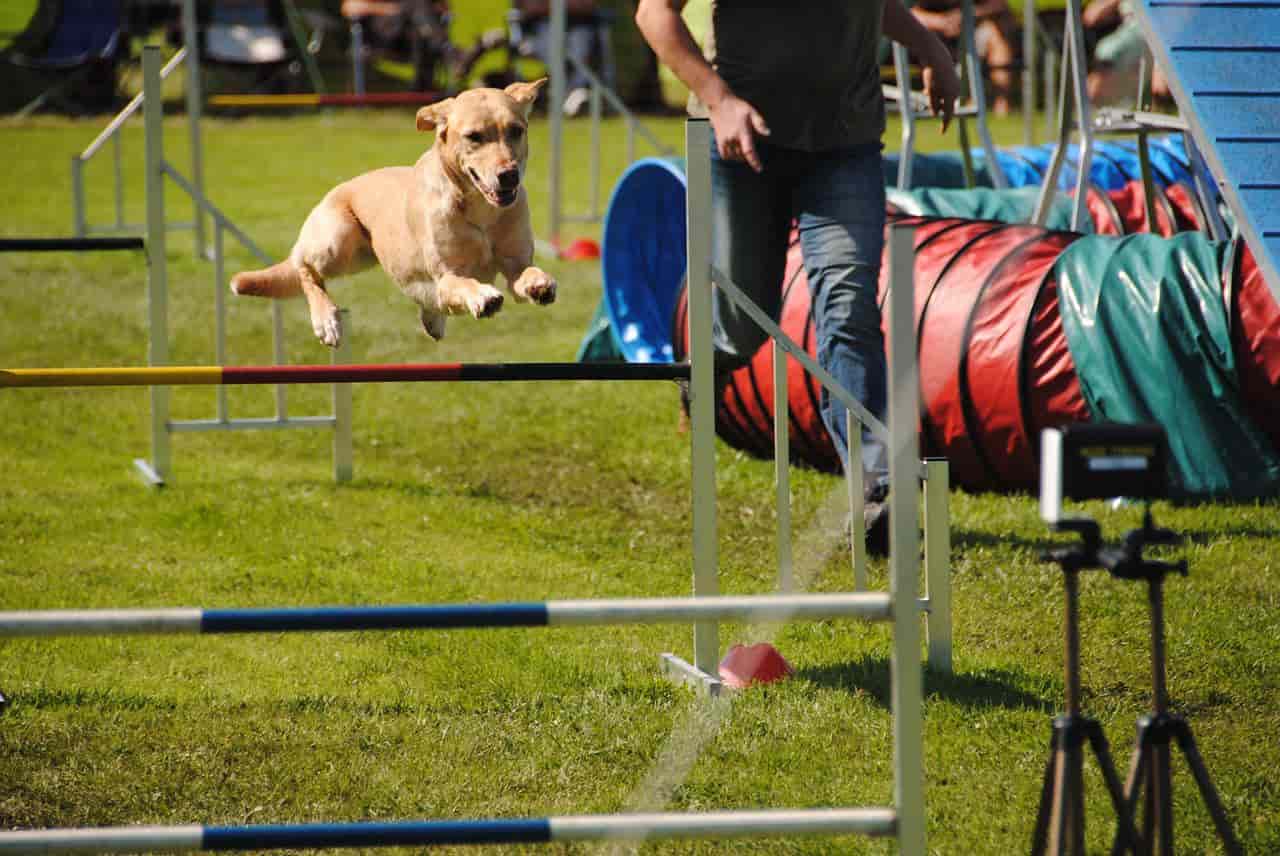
[560,237,601,261]
[718,643,794,689]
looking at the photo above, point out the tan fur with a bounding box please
[230,79,556,347]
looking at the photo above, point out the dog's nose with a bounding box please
[497,168,520,191]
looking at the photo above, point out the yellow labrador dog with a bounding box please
[230,79,556,347]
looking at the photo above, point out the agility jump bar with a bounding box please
[208,91,442,108]
[0,361,690,389]
[0,593,892,638]
[0,237,144,252]
[0,808,895,853]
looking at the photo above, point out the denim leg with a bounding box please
[793,147,888,489]
[709,132,792,372]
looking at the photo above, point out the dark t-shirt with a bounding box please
[689,0,886,151]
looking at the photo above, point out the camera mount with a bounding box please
[1034,424,1239,856]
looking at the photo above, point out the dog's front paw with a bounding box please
[514,267,557,306]
[468,285,505,319]
[312,306,343,348]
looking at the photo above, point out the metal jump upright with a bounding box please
[0,117,938,855]
[134,46,353,487]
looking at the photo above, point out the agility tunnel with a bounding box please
[883,135,1211,234]
[882,136,1197,193]
[578,148,1205,364]
[591,159,1280,498]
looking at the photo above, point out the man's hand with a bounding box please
[921,46,961,132]
[708,93,770,173]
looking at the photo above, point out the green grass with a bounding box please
[1,107,1278,855]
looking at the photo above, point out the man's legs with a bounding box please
[708,132,793,372]
[792,144,889,493]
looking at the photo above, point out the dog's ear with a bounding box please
[503,78,548,116]
[416,97,455,134]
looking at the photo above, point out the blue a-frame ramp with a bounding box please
[1132,0,1280,302]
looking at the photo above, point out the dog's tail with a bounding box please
[230,261,302,298]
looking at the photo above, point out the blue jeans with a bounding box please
[710,133,888,490]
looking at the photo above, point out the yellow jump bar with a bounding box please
[0,367,222,388]
[208,94,322,107]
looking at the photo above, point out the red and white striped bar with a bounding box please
[0,362,690,389]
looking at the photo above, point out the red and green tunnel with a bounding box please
[591,155,1280,498]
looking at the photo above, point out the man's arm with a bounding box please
[883,0,962,131]
[634,0,770,171]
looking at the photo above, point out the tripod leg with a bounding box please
[1070,747,1086,856]
[1113,741,1149,856]
[1085,723,1142,855]
[1049,744,1074,856]
[1172,721,1243,855]
[1154,741,1174,856]
[1141,749,1159,856]
[1032,750,1059,855]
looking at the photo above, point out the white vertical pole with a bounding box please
[773,340,792,593]
[923,458,952,674]
[351,21,366,95]
[71,157,86,238]
[333,309,353,483]
[888,224,924,854]
[686,119,719,676]
[1044,44,1058,141]
[272,302,288,420]
[847,412,866,591]
[1137,130,1159,234]
[588,85,602,220]
[893,43,915,189]
[142,46,171,485]
[112,132,125,230]
[213,225,228,423]
[963,0,1007,189]
[1033,40,1073,227]
[548,0,566,249]
[1023,0,1037,147]
[181,0,207,258]
[1064,0,1093,232]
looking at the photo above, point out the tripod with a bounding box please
[1032,519,1141,856]
[1103,512,1242,856]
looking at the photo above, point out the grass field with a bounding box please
[1,95,1278,855]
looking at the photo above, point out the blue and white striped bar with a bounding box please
[0,809,896,853]
[0,593,891,638]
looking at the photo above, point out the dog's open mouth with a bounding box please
[469,168,520,208]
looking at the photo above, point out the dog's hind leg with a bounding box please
[297,264,343,348]
[419,307,447,341]
[230,260,303,298]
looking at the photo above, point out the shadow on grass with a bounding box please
[952,523,1280,569]
[796,657,1053,714]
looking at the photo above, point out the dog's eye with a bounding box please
[507,126,525,142]
[465,131,485,144]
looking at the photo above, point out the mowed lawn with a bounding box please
[1,96,1278,855]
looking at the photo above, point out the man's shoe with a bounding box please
[563,87,590,117]
[863,484,890,557]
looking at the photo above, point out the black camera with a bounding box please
[1040,422,1168,526]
